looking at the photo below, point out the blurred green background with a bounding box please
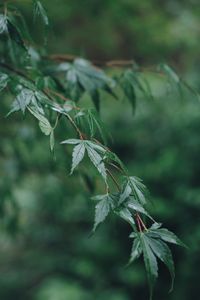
[0,0,200,299]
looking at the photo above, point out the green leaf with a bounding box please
[92,194,108,202]
[150,223,162,230]
[28,107,52,135]
[89,110,108,144]
[90,89,100,112]
[128,176,147,205]
[147,236,175,292]
[0,73,9,91]
[116,207,135,225]
[86,141,106,154]
[50,130,54,152]
[0,14,7,34]
[119,182,132,204]
[127,198,153,220]
[61,139,82,145]
[10,88,35,114]
[74,58,113,89]
[14,76,36,90]
[83,109,108,144]
[129,232,138,239]
[86,144,107,181]
[15,11,32,43]
[70,142,86,174]
[126,71,148,98]
[93,193,113,231]
[7,19,26,50]
[140,233,158,300]
[39,118,52,135]
[128,237,142,265]
[149,228,186,248]
[52,102,75,114]
[121,70,136,113]
[57,58,115,101]
[33,0,49,26]
[103,151,126,172]
[159,64,180,83]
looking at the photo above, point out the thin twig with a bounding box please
[136,213,147,231]
[107,162,125,175]
[45,54,136,68]
[106,169,121,191]
[136,214,142,232]
[65,114,83,139]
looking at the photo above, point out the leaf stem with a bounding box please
[136,214,142,232]
[45,88,81,110]
[106,169,121,191]
[136,213,148,231]
[4,1,7,16]
[65,114,83,139]
[107,162,126,175]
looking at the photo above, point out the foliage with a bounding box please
[1,1,199,299]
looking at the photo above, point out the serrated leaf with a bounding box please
[50,130,54,152]
[128,237,142,265]
[39,119,52,135]
[28,107,52,135]
[86,141,106,154]
[56,62,71,72]
[10,88,35,114]
[103,151,126,172]
[129,232,137,239]
[91,194,107,202]
[7,19,26,50]
[33,0,49,26]
[61,139,82,145]
[86,145,107,181]
[121,70,136,113]
[58,58,114,102]
[147,236,175,292]
[74,58,110,87]
[70,142,85,174]
[150,223,162,230]
[90,89,100,112]
[140,233,158,300]
[116,207,135,225]
[93,194,112,231]
[129,176,147,205]
[15,76,36,90]
[129,71,154,102]
[0,73,9,91]
[84,109,108,144]
[52,102,74,114]
[160,64,180,83]
[34,90,50,104]
[149,228,186,248]
[0,14,7,34]
[128,198,153,220]
[15,11,32,43]
[119,182,132,204]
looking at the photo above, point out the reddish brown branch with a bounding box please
[46,54,136,68]
[45,54,167,77]
[136,213,147,232]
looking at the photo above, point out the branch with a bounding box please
[65,113,83,140]
[0,62,80,110]
[45,54,136,68]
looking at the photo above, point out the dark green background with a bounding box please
[0,0,200,299]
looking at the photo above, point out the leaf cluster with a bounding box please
[0,2,189,299]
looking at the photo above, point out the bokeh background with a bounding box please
[0,0,200,299]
